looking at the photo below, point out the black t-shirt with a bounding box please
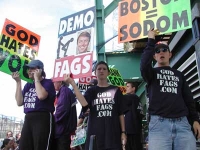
[140,38,199,122]
[124,94,143,134]
[84,85,126,149]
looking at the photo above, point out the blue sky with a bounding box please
[0,0,121,120]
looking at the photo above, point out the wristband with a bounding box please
[121,131,127,135]
[35,80,40,83]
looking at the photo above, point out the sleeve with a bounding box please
[140,38,156,84]
[54,87,75,123]
[43,79,56,99]
[182,74,199,123]
[115,87,129,115]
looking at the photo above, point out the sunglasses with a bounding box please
[155,48,169,54]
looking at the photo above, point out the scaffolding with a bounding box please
[0,114,23,139]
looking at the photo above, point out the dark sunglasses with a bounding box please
[155,48,169,54]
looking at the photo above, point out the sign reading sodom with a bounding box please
[0,19,40,82]
[57,6,95,58]
[118,0,192,42]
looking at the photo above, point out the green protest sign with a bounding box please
[0,34,32,82]
[108,68,125,86]
[0,18,41,82]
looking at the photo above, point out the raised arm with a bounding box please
[140,29,159,83]
[63,74,88,107]
[12,72,23,106]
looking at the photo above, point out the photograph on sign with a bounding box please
[76,28,93,55]
[118,0,192,42]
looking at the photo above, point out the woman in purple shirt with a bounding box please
[12,59,56,150]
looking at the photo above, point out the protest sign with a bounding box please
[0,19,40,82]
[118,0,192,42]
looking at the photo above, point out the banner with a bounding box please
[118,0,192,42]
[0,19,41,82]
[57,6,95,58]
[52,52,93,81]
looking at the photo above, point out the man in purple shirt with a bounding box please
[53,80,77,150]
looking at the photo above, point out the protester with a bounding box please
[76,31,91,55]
[12,59,56,150]
[8,137,15,150]
[124,82,144,150]
[64,61,127,150]
[140,29,200,150]
[15,133,21,145]
[52,80,77,150]
[6,131,13,139]
[1,139,12,150]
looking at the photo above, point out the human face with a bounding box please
[77,36,90,54]
[27,67,38,79]
[53,81,62,91]
[6,140,13,149]
[95,64,109,80]
[153,48,172,67]
[7,132,13,138]
[126,83,135,94]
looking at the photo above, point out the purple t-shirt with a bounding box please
[22,79,56,114]
[54,86,77,138]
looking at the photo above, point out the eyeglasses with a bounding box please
[155,48,169,54]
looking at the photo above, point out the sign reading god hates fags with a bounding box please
[0,18,41,82]
[118,0,192,42]
[52,52,93,81]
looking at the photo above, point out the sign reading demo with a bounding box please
[118,0,192,42]
[0,18,40,82]
[53,52,93,81]
[57,6,95,57]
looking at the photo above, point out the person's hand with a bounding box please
[193,121,200,139]
[63,73,75,85]
[33,69,42,80]
[12,71,21,83]
[148,28,160,39]
[84,108,90,116]
[121,133,127,150]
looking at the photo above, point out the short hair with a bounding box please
[94,61,110,73]
[77,31,91,43]
[126,82,138,92]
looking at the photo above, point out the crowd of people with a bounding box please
[3,28,200,150]
[1,131,21,150]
